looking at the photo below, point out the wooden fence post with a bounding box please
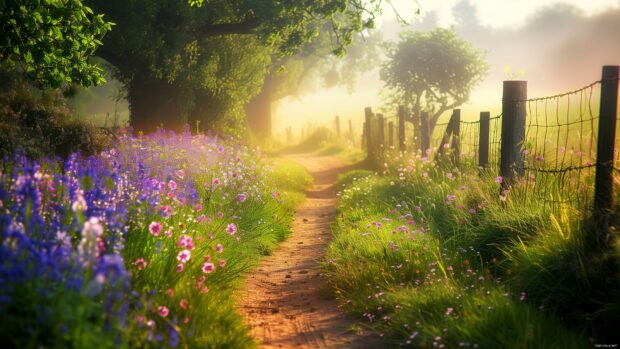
[361,122,366,149]
[365,107,373,159]
[388,121,394,148]
[413,113,421,151]
[348,119,353,141]
[451,109,461,165]
[335,115,340,137]
[500,80,527,185]
[420,111,430,155]
[398,106,406,151]
[479,112,490,168]
[594,65,620,225]
[377,113,385,148]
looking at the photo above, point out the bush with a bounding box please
[0,80,111,159]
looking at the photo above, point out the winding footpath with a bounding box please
[238,154,383,348]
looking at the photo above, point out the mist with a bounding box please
[274,0,620,135]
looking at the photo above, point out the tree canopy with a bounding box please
[381,28,489,129]
[0,0,113,88]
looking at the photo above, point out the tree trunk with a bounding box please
[128,74,186,134]
[245,75,272,138]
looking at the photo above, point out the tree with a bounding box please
[0,0,113,88]
[380,28,489,132]
[88,0,385,133]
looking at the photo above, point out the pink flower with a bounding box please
[179,299,189,310]
[237,193,247,202]
[202,262,215,273]
[197,214,206,223]
[226,223,237,236]
[212,178,221,187]
[216,243,223,253]
[200,286,210,294]
[217,211,224,219]
[168,180,177,191]
[177,249,191,263]
[494,176,503,184]
[176,263,184,272]
[158,306,169,317]
[176,169,185,179]
[469,208,477,215]
[219,259,226,268]
[194,204,202,212]
[178,235,194,249]
[149,221,162,236]
[446,307,453,316]
[164,230,173,238]
[134,258,148,270]
[217,145,225,153]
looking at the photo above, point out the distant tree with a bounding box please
[380,28,489,132]
[0,0,113,88]
[89,0,385,133]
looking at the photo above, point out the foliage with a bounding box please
[0,77,112,159]
[323,147,619,346]
[380,28,489,130]
[0,131,310,348]
[0,0,113,88]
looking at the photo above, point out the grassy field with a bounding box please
[323,148,620,348]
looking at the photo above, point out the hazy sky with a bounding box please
[274,0,620,136]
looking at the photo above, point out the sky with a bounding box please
[274,0,620,137]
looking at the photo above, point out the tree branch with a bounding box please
[197,19,261,36]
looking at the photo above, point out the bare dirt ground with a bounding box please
[238,153,384,349]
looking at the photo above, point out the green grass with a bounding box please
[121,157,312,348]
[323,152,620,347]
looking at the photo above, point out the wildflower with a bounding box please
[446,307,454,316]
[202,262,215,273]
[164,230,173,238]
[217,211,224,219]
[78,217,104,264]
[177,249,191,263]
[237,193,247,202]
[494,176,503,184]
[194,204,202,211]
[72,190,88,212]
[134,258,148,270]
[179,299,189,309]
[158,306,169,317]
[212,178,221,187]
[216,243,223,253]
[535,155,544,161]
[176,169,185,179]
[469,208,477,215]
[217,145,225,153]
[226,223,237,236]
[176,263,184,272]
[219,259,226,268]
[197,214,206,223]
[149,221,162,236]
[178,235,194,249]
[446,172,454,180]
[168,180,177,191]
[560,146,566,153]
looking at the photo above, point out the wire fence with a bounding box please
[361,66,620,215]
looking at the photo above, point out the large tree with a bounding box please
[380,28,489,132]
[89,0,386,133]
[0,0,112,88]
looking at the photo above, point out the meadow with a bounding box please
[0,129,311,348]
[323,145,620,348]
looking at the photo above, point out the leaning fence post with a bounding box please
[388,121,394,148]
[335,115,340,137]
[479,112,490,168]
[451,109,461,166]
[377,113,385,149]
[398,105,406,151]
[420,111,430,155]
[365,107,374,160]
[500,81,527,185]
[594,65,620,225]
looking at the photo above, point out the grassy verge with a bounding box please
[324,152,619,348]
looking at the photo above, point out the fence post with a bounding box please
[377,113,385,149]
[348,119,353,141]
[413,113,421,151]
[398,105,406,151]
[361,122,366,149]
[500,81,527,185]
[335,115,340,137]
[420,111,430,155]
[479,112,490,168]
[594,65,620,226]
[365,107,373,160]
[451,109,461,165]
[388,121,394,148]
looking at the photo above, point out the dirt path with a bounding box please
[238,153,382,349]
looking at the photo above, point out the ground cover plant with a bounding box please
[324,147,620,348]
[0,129,311,348]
